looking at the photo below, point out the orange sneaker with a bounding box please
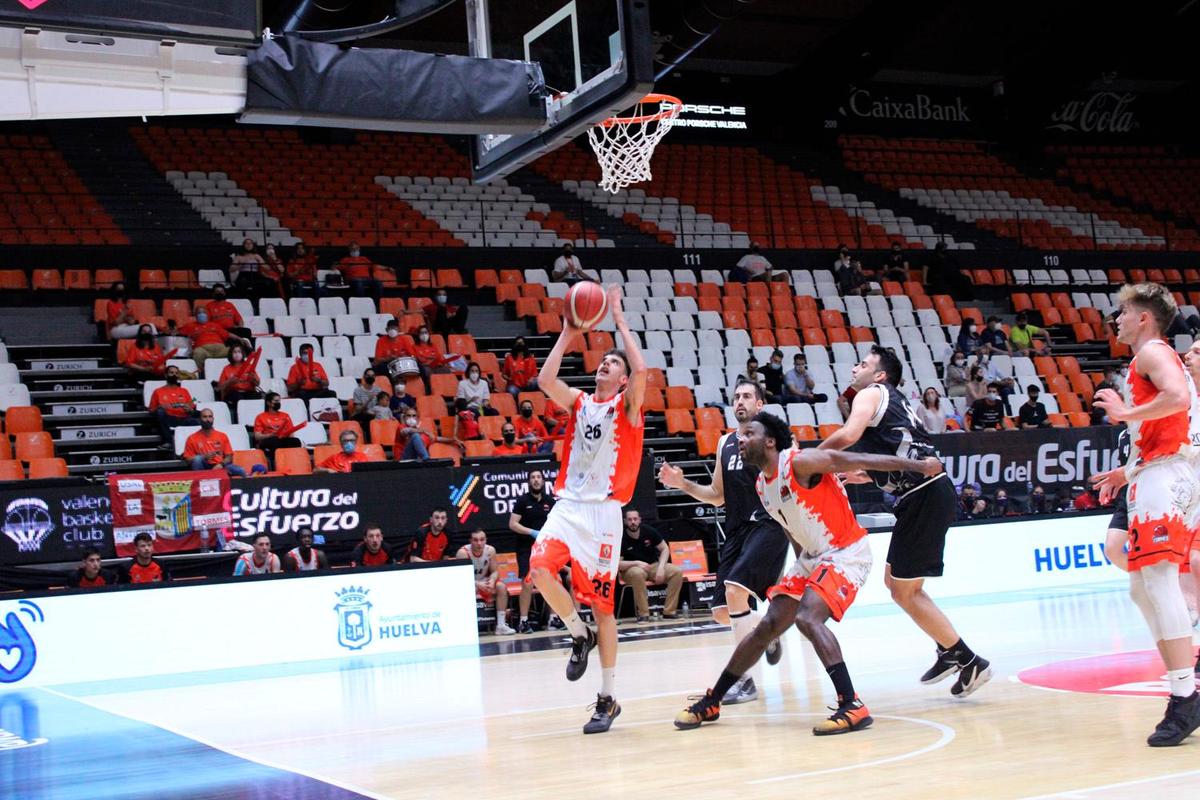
[674,689,722,730]
[812,695,873,736]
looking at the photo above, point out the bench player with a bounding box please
[530,285,646,734]
[674,411,944,733]
[658,379,789,703]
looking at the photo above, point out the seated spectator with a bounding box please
[1028,485,1050,514]
[315,429,370,474]
[618,509,683,622]
[285,241,320,298]
[514,400,553,453]
[455,362,494,416]
[204,285,250,340]
[181,307,244,371]
[968,382,1005,431]
[989,489,1016,518]
[881,241,909,282]
[350,523,393,567]
[543,398,570,437]
[977,348,1017,412]
[832,244,852,276]
[1094,365,1121,396]
[957,482,981,519]
[126,532,170,583]
[284,528,329,572]
[409,508,453,562]
[964,364,989,404]
[411,325,445,391]
[230,238,272,297]
[454,397,485,442]
[335,241,382,299]
[216,345,262,404]
[1009,312,1051,356]
[781,353,827,404]
[981,316,1009,352]
[1018,385,1050,429]
[252,392,302,466]
[917,387,949,434]
[457,529,516,635]
[426,289,469,336]
[962,494,989,520]
[373,318,413,372]
[836,258,870,297]
[183,408,247,476]
[149,365,198,440]
[367,393,394,424]
[260,245,286,297]
[351,367,386,432]
[730,242,775,284]
[286,343,336,401]
[389,381,417,414]
[956,319,981,357]
[944,350,968,397]
[124,324,166,380]
[1073,486,1099,511]
[233,533,281,575]
[552,242,588,284]
[68,548,118,588]
[760,350,786,403]
[106,281,154,340]
[502,337,538,397]
[393,408,462,461]
[740,356,763,387]
[495,421,526,455]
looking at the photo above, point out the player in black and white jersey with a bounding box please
[658,379,789,704]
[820,345,992,698]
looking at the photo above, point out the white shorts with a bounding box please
[529,497,622,613]
[1127,458,1198,571]
[767,537,873,622]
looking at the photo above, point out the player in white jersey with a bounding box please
[283,528,328,572]
[456,529,515,635]
[233,533,281,576]
[1181,341,1200,650]
[530,285,646,734]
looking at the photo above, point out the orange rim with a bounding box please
[596,93,682,127]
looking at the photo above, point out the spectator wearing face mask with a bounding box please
[958,482,982,519]
[1009,312,1051,356]
[252,392,302,467]
[502,337,538,397]
[964,363,989,404]
[782,353,825,404]
[881,241,910,282]
[336,241,382,299]
[552,242,587,284]
[106,281,154,340]
[315,429,370,474]
[182,408,247,476]
[981,316,1009,352]
[956,320,981,357]
[351,367,386,433]
[967,382,1005,431]
[286,343,335,401]
[231,238,272,297]
[203,285,251,340]
[1027,485,1049,514]
[373,318,413,372]
[180,307,240,371]
[260,244,286,297]
[425,289,469,336]
[124,324,166,380]
[411,325,444,391]
[514,400,553,453]
[285,241,320,298]
[945,349,968,397]
[495,421,526,455]
[455,362,494,417]
[389,381,417,414]
[989,489,1015,518]
[760,349,786,403]
[393,408,463,461]
[216,344,262,404]
[917,387,949,434]
[1018,385,1050,429]
[149,365,198,440]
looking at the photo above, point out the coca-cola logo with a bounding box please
[1046,92,1138,134]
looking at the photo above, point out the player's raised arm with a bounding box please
[818,384,883,451]
[608,285,647,418]
[537,321,584,410]
[792,447,943,481]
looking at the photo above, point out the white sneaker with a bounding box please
[495,621,517,635]
[722,676,759,704]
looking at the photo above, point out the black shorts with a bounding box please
[712,519,789,608]
[516,539,533,578]
[1107,486,1128,532]
[888,476,957,580]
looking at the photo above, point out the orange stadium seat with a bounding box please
[428,442,461,465]
[0,460,24,481]
[695,427,722,457]
[64,270,92,290]
[32,269,62,290]
[15,432,53,462]
[664,409,695,434]
[4,406,43,435]
[233,450,269,474]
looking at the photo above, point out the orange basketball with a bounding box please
[565,282,608,330]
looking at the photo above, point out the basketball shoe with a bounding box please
[583,694,621,734]
[812,695,873,736]
[950,655,993,698]
[674,690,721,730]
[1147,692,1200,747]
[722,676,758,704]
[565,627,597,681]
[920,646,960,685]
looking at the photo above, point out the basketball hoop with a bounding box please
[587,93,681,194]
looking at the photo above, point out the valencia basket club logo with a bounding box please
[449,474,481,524]
[3,498,54,553]
[334,587,373,651]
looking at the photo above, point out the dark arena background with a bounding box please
[0,1,1198,797]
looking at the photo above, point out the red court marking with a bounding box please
[1018,650,1199,697]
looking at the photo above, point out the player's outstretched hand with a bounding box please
[1092,388,1128,423]
[1090,466,1127,505]
[658,461,685,489]
[918,457,945,477]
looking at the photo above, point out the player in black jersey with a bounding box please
[1099,428,1132,572]
[820,346,992,698]
[659,379,789,704]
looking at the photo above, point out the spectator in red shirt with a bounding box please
[285,343,336,401]
[285,241,321,298]
[204,285,245,331]
[410,324,445,391]
[425,289,470,336]
[216,344,262,404]
[124,324,166,380]
[183,408,247,476]
[514,399,553,453]
[68,548,118,588]
[409,508,453,562]
[372,318,414,371]
[393,408,462,461]
[315,429,370,474]
[126,532,170,584]
[494,421,526,455]
[149,365,198,439]
[453,397,484,442]
[106,281,154,340]
[253,392,302,467]
[1072,486,1100,512]
[502,337,538,397]
[181,308,241,372]
[350,523,393,567]
[336,241,382,299]
[543,397,570,436]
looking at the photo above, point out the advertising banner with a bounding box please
[0,563,478,687]
[0,484,112,565]
[826,82,993,136]
[109,471,232,555]
[933,426,1122,494]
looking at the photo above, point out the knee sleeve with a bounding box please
[1128,571,1162,641]
[730,609,759,645]
[1139,561,1193,641]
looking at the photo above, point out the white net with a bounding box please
[586,95,680,194]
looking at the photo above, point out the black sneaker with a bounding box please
[920,647,961,685]
[1147,692,1200,747]
[548,616,566,630]
[674,690,721,730]
[635,615,650,624]
[950,655,993,698]
[583,694,621,734]
[765,637,783,666]
[518,619,536,634]
[565,627,597,682]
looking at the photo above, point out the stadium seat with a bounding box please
[274,448,312,475]
[15,432,53,462]
[428,442,461,465]
[695,427,721,457]
[4,406,43,435]
[665,409,695,434]
[0,460,23,481]
[233,450,269,473]
[464,439,494,458]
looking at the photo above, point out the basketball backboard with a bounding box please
[467,0,654,184]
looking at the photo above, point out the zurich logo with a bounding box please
[0,601,44,684]
[334,587,372,651]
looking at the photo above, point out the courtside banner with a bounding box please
[0,484,112,566]
[0,563,478,687]
[932,426,1121,494]
[108,471,232,556]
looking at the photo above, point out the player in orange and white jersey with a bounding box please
[1180,340,1200,639]
[530,285,645,734]
[1092,283,1200,747]
[675,411,943,735]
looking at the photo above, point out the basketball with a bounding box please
[566,282,608,330]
